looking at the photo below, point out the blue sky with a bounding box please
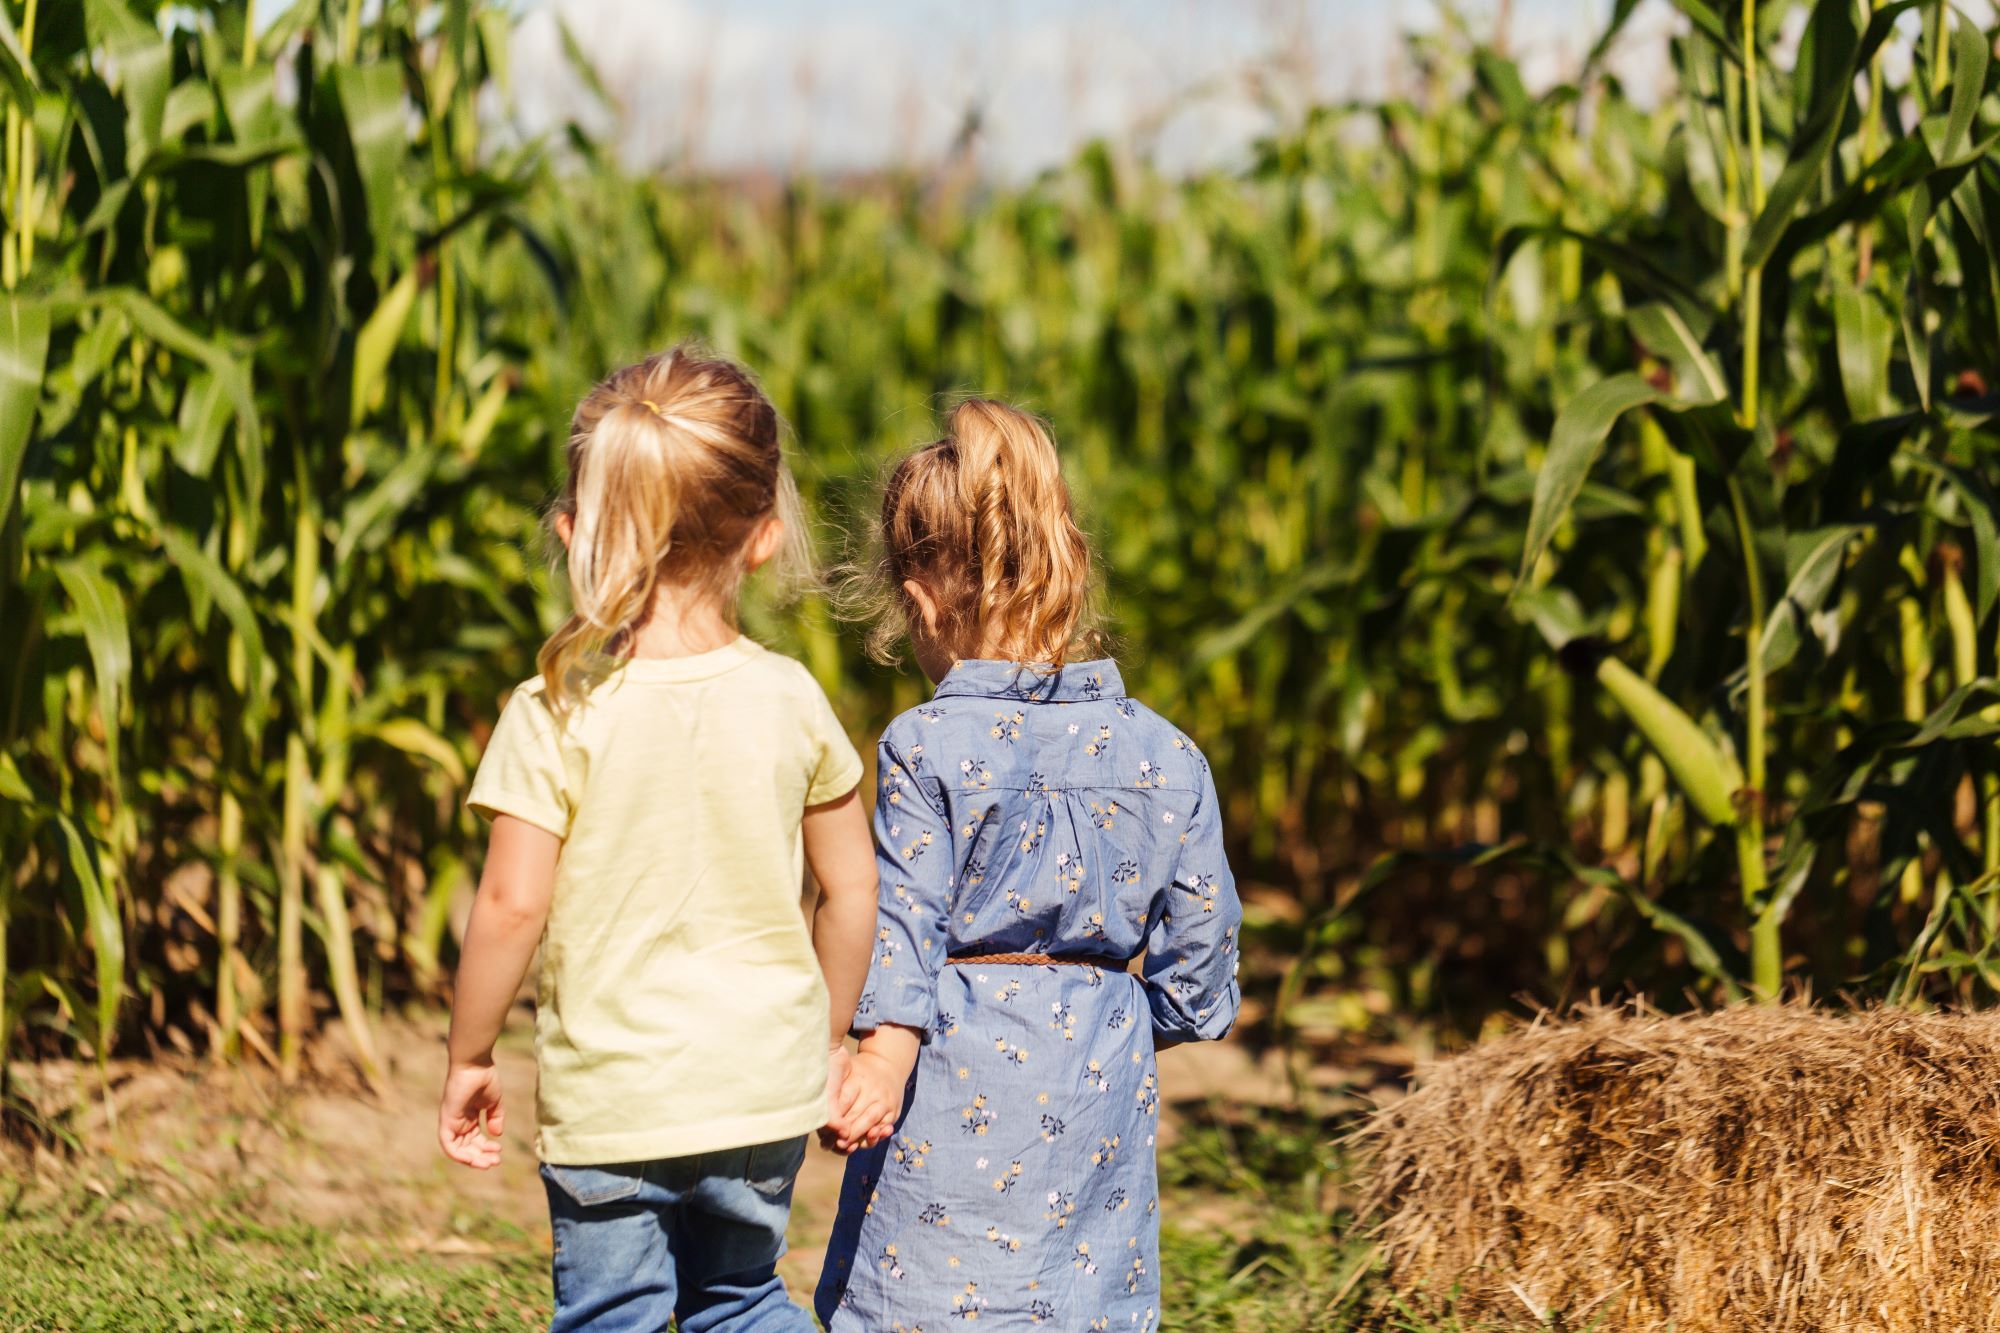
[506,0,1679,177]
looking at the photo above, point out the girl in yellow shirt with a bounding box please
[438,346,878,1333]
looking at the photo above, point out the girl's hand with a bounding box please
[860,1112,896,1149]
[439,1061,506,1169]
[828,1050,906,1151]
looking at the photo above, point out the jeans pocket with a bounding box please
[743,1135,808,1199]
[542,1162,645,1209]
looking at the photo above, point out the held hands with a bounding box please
[820,1048,900,1152]
[439,1061,507,1169]
[821,1042,900,1154]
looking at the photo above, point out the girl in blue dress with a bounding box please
[816,399,1243,1331]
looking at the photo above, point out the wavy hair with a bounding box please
[851,398,1101,667]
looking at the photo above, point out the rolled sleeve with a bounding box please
[1143,752,1242,1043]
[852,738,951,1037]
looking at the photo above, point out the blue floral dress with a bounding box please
[815,659,1243,1332]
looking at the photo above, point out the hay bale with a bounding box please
[1358,1004,2000,1331]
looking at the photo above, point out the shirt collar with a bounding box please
[932,658,1125,703]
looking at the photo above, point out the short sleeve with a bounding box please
[804,679,864,806]
[466,686,573,838]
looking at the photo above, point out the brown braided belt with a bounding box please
[948,951,1128,969]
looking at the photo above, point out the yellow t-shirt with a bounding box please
[466,636,863,1164]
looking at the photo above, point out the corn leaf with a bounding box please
[1516,374,1662,588]
[56,814,124,1057]
[335,445,434,566]
[1831,281,1894,421]
[0,751,34,803]
[0,2,36,109]
[1908,459,2000,623]
[1755,525,1866,680]
[335,63,408,249]
[1743,0,1920,272]
[52,561,131,794]
[1940,15,1990,167]
[370,718,468,786]
[0,296,50,520]
[350,268,421,421]
[1627,303,1728,405]
[83,0,171,169]
[159,527,268,722]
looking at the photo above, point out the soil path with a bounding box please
[7,1011,1283,1303]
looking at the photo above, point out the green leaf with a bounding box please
[1190,558,1361,669]
[0,2,38,110]
[1909,459,2000,624]
[1756,525,1866,679]
[172,372,232,477]
[351,267,420,420]
[1941,14,1989,166]
[335,446,435,566]
[1743,0,1920,271]
[84,0,171,168]
[216,63,297,250]
[56,814,124,1057]
[476,9,515,96]
[159,528,268,721]
[84,288,264,514]
[1627,303,1728,405]
[52,561,131,793]
[0,751,33,803]
[1667,0,1741,64]
[1831,281,1894,420]
[1474,50,1531,121]
[1581,0,1647,80]
[1516,374,1662,587]
[0,296,50,521]
[557,17,616,112]
[457,373,510,459]
[370,718,468,786]
[1494,226,1707,330]
[334,63,408,249]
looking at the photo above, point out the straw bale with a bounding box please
[1359,1004,2000,1331]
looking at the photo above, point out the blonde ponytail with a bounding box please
[538,345,802,711]
[857,397,1100,667]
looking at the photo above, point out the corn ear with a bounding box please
[1596,657,1742,827]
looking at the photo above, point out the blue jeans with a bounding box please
[540,1136,815,1333]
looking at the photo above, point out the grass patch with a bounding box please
[1,1104,1566,1331]
[1158,1105,1374,1331]
[0,1188,547,1332]
[1156,1106,1568,1332]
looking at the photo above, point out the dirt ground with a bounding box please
[1,1009,1293,1304]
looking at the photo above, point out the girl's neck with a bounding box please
[621,590,739,660]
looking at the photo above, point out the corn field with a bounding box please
[6,0,2000,1090]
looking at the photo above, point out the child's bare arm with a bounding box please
[804,786,879,1050]
[439,814,559,1169]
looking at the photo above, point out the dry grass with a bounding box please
[1358,1003,2000,1332]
